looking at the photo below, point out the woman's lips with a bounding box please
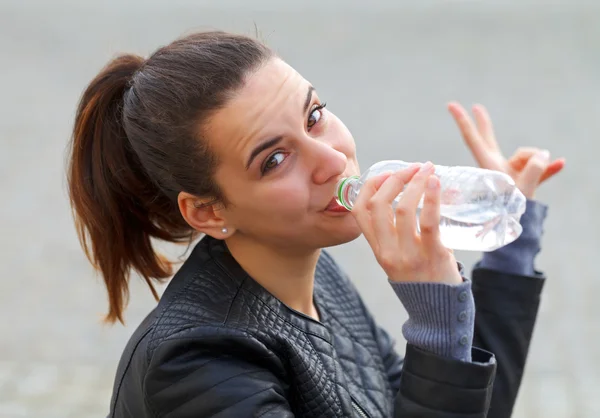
[324,197,350,212]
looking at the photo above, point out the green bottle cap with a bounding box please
[337,176,359,210]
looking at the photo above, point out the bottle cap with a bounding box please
[336,176,359,210]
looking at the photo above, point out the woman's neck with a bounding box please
[224,236,321,321]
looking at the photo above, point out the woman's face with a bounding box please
[205,57,362,252]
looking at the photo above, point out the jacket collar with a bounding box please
[201,236,333,343]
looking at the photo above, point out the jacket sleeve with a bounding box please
[394,344,496,417]
[325,251,498,416]
[360,294,497,417]
[472,266,545,418]
[144,326,294,418]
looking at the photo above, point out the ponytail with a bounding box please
[68,55,183,324]
[68,32,274,324]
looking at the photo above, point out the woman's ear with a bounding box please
[177,192,233,239]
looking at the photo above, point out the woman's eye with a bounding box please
[262,151,286,174]
[307,103,326,131]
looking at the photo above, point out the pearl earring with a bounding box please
[221,227,228,234]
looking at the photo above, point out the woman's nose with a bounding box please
[310,142,348,185]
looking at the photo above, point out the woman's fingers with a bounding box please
[448,102,497,169]
[508,146,566,185]
[539,158,565,183]
[353,165,421,212]
[394,162,435,238]
[352,172,393,216]
[472,104,499,150]
[419,174,442,249]
[351,173,392,250]
[355,173,392,200]
[369,165,421,244]
[352,166,421,253]
[357,162,462,286]
[516,150,551,198]
[507,147,544,169]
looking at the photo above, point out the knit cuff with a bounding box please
[480,199,548,276]
[389,274,475,363]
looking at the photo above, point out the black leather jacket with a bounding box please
[108,236,544,417]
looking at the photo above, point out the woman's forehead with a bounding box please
[241,58,308,105]
[206,59,312,161]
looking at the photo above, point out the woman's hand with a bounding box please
[448,102,565,199]
[352,163,462,285]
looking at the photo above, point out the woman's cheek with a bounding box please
[328,113,357,159]
[265,181,308,212]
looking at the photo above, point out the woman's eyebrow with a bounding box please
[303,85,315,113]
[245,85,316,170]
[246,136,283,170]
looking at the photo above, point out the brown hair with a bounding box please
[67,31,272,324]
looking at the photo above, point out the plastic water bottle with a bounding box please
[335,160,527,251]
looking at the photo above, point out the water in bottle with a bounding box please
[335,160,526,251]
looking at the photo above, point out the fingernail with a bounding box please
[427,176,438,189]
[406,163,421,172]
[420,161,434,172]
[538,150,550,161]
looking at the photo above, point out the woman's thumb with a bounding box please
[517,150,550,198]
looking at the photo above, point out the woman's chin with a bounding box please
[320,218,362,248]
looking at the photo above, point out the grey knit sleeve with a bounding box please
[388,265,475,362]
[479,199,548,277]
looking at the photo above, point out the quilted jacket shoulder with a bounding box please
[108,235,534,417]
[109,236,394,417]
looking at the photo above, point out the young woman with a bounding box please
[67,31,564,417]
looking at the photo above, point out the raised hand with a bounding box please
[448,102,565,199]
[351,163,462,285]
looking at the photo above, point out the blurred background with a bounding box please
[1,0,598,417]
